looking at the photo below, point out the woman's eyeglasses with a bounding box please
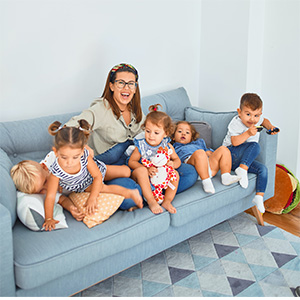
[114,80,137,90]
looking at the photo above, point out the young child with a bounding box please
[43,119,143,231]
[222,93,279,213]
[172,121,240,194]
[10,159,85,222]
[128,104,181,215]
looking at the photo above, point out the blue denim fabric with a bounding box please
[104,177,143,210]
[95,140,134,166]
[229,142,267,193]
[176,163,198,193]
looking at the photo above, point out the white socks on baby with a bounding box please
[221,173,241,186]
[202,178,215,194]
[235,167,248,188]
[252,195,265,213]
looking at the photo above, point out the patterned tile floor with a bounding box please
[76,212,300,297]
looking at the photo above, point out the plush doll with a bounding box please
[141,146,177,204]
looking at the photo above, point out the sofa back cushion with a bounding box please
[141,87,191,121]
[0,112,78,226]
[185,107,237,149]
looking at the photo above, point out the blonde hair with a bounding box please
[10,160,41,193]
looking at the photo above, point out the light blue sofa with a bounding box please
[0,87,278,297]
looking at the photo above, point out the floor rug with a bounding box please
[76,212,300,297]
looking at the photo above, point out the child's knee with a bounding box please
[193,149,206,159]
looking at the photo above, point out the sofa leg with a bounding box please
[251,206,264,226]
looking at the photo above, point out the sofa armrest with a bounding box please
[257,131,278,200]
[0,203,16,296]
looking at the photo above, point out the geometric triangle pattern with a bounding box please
[79,212,300,297]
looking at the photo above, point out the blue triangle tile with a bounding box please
[281,256,300,271]
[249,264,277,281]
[256,224,276,236]
[174,272,201,289]
[118,263,141,279]
[260,269,287,287]
[236,281,265,297]
[271,252,298,268]
[202,290,231,297]
[227,276,255,296]
[264,227,287,240]
[168,240,191,254]
[235,233,259,247]
[192,255,217,271]
[214,244,239,259]
[212,220,232,232]
[290,241,300,255]
[142,280,169,297]
[220,247,247,264]
[168,267,194,284]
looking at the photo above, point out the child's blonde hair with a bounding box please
[143,104,175,136]
[172,121,200,142]
[48,119,91,150]
[10,160,41,193]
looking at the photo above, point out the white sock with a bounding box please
[235,167,248,188]
[202,178,215,194]
[221,172,241,186]
[252,195,265,213]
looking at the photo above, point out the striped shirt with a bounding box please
[49,149,106,193]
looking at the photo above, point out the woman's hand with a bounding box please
[43,218,59,231]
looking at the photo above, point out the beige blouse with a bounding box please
[66,97,145,156]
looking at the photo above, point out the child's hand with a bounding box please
[83,197,97,215]
[206,150,213,157]
[69,205,85,221]
[148,166,158,178]
[167,160,174,168]
[247,125,258,136]
[43,218,59,231]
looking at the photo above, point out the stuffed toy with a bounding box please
[142,146,177,204]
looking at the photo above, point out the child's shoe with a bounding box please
[221,173,241,186]
[235,167,248,188]
[202,178,215,194]
[252,195,265,213]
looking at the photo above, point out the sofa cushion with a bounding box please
[185,107,237,149]
[141,87,191,121]
[0,148,17,226]
[189,121,212,149]
[0,112,79,165]
[13,208,170,290]
[170,172,257,228]
[69,192,124,228]
[17,192,68,231]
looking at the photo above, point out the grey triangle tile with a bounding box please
[214,243,239,259]
[168,267,194,284]
[227,276,255,296]
[256,224,276,236]
[271,252,298,268]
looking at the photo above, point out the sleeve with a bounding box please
[40,151,56,169]
[195,138,214,152]
[65,98,108,130]
[227,117,245,137]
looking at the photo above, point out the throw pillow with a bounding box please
[185,107,237,149]
[17,192,68,231]
[189,121,212,149]
[69,192,124,228]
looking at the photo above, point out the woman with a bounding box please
[67,63,197,209]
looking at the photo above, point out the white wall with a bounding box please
[1,0,299,177]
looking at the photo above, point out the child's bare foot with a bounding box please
[128,189,143,209]
[162,202,177,214]
[69,205,85,221]
[148,201,163,214]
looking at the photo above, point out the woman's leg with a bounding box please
[176,163,198,193]
[95,140,133,165]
